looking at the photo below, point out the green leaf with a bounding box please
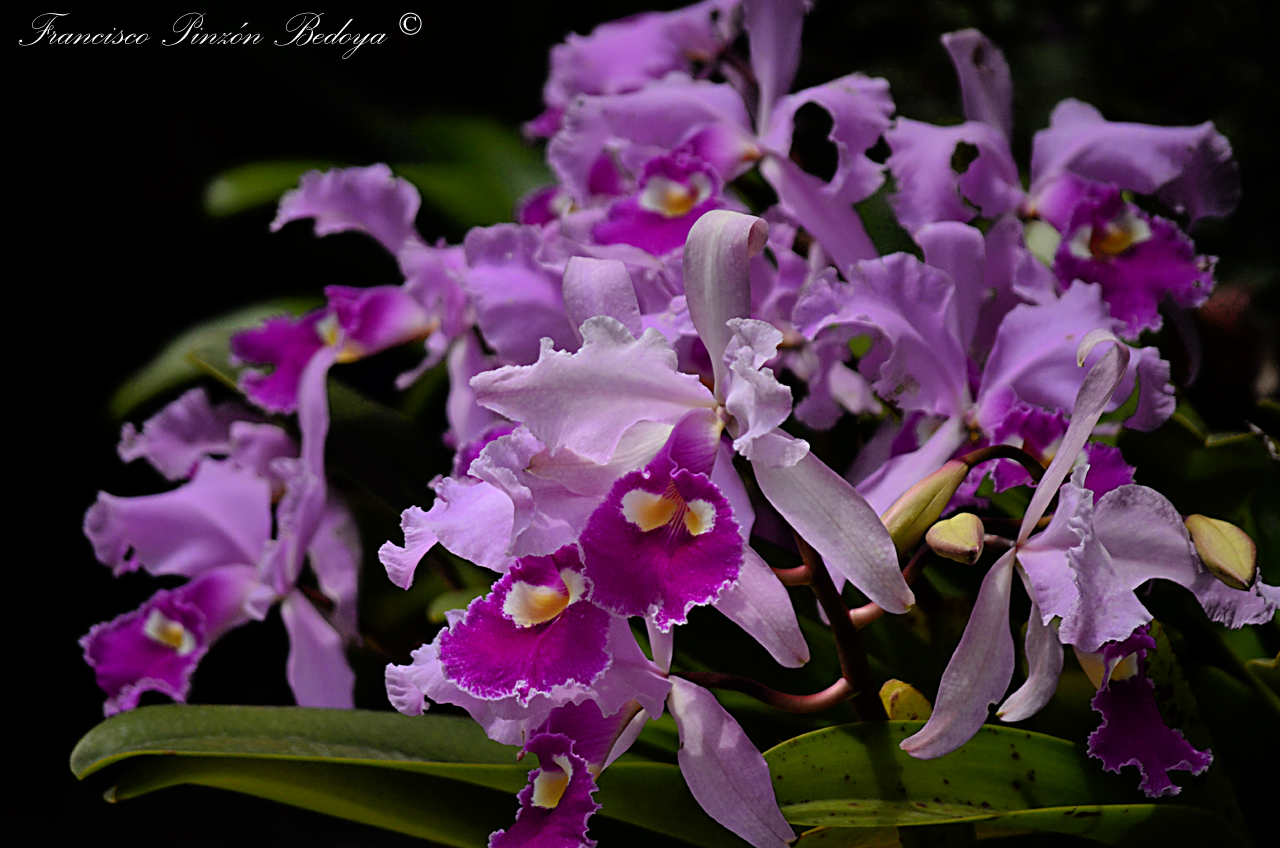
[394,114,552,228]
[427,588,488,623]
[107,756,518,848]
[793,804,1250,847]
[203,161,335,217]
[71,705,519,779]
[71,706,743,847]
[110,300,317,418]
[765,721,1131,827]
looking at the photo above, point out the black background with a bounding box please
[19,2,1274,843]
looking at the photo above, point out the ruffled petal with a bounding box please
[1088,671,1212,797]
[84,459,272,578]
[472,317,713,464]
[272,164,423,254]
[1030,99,1238,223]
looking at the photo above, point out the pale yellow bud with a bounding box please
[925,513,985,564]
[879,679,933,721]
[1185,515,1257,591]
[880,459,969,554]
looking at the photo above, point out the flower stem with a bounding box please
[675,671,852,713]
[795,533,887,721]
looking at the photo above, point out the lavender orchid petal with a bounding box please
[308,501,361,637]
[684,211,769,398]
[562,256,644,341]
[759,155,881,269]
[668,677,795,848]
[463,225,579,365]
[1030,99,1239,223]
[996,573,1064,723]
[885,119,1022,232]
[753,450,912,613]
[941,30,1013,140]
[717,546,810,667]
[280,590,355,709]
[722,318,797,461]
[855,416,968,515]
[902,549,1016,758]
[84,459,272,578]
[549,80,755,201]
[1018,330,1128,542]
[916,222,986,355]
[743,0,809,127]
[445,333,506,451]
[272,164,423,254]
[385,636,530,746]
[379,506,440,590]
[472,317,714,464]
[118,388,250,480]
[533,0,735,135]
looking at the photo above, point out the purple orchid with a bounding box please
[82,388,359,713]
[793,234,1172,516]
[899,334,1275,795]
[527,0,739,139]
[886,30,1236,337]
[546,0,894,272]
[233,165,471,414]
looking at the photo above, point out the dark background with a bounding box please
[19,1,1274,844]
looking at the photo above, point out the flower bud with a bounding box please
[925,513,985,564]
[879,679,933,721]
[1185,515,1257,591]
[880,459,969,554]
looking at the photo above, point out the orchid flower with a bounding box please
[900,332,1276,795]
[886,30,1236,337]
[82,388,359,713]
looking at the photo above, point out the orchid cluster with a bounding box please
[79,2,1275,847]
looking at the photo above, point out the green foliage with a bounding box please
[70,706,744,847]
[108,300,316,418]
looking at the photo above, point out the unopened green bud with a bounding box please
[881,459,969,554]
[925,513,985,564]
[879,679,933,721]
[1185,515,1257,591]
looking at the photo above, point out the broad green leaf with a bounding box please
[71,706,743,847]
[394,163,523,229]
[792,804,1250,847]
[110,300,317,418]
[968,804,1251,846]
[203,160,335,217]
[107,756,518,848]
[71,705,519,779]
[793,826,901,846]
[395,115,551,228]
[406,114,550,201]
[765,721,1131,827]
[427,587,488,623]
